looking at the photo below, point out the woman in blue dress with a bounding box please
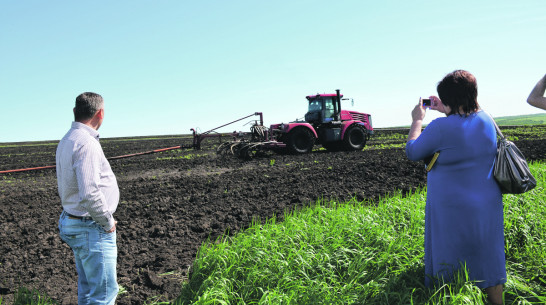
[406,70,506,305]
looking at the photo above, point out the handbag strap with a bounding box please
[485,111,505,140]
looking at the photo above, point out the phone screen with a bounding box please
[422,99,431,107]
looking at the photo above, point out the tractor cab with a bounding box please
[304,91,342,125]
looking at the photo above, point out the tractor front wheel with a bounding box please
[286,128,314,154]
[343,125,367,151]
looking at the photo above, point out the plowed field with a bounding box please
[1,126,545,304]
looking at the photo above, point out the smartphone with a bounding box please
[422,98,431,107]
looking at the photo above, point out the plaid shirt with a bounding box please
[56,122,119,230]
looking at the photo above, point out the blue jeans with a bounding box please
[59,212,118,305]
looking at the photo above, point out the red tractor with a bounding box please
[269,89,373,153]
[193,90,373,158]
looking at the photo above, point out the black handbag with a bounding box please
[491,118,536,194]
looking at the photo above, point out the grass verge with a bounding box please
[174,162,546,305]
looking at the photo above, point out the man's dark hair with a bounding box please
[74,92,104,121]
[437,70,480,116]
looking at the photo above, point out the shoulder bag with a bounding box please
[490,116,536,194]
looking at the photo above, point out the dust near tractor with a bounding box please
[185,90,373,159]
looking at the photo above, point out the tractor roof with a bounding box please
[306,93,343,100]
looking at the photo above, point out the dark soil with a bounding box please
[1,127,544,304]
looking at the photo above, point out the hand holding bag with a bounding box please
[491,118,536,194]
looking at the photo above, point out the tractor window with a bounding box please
[324,98,335,119]
[308,100,322,112]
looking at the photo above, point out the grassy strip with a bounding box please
[494,114,546,126]
[0,142,60,148]
[156,153,210,161]
[1,288,57,305]
[174,162,546,305]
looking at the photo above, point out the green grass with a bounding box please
[500,125,546,142]
[363,143,405,150]
[2,288,57,305]
[0,142,60,148]
[494,113,546,126]
[156,152,209,161]
[173,162,546,305]
[377,114,546,130]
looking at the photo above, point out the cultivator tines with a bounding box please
[217,141,244,157]
[217,140,268,160]
[237,142,265,159]
[250,125,268,142]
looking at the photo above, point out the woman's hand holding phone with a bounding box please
[413,98,427,121]
[428,96,449,114]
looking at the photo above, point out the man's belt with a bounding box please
[66,212,93,221]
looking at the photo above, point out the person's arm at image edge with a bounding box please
[527,74,546,110]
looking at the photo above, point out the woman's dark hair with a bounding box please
[74,92,103,121]
[437,70,479,116]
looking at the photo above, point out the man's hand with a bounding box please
[106,221,118,233]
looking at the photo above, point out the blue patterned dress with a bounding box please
[406,110,506,288]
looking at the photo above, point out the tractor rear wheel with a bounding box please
[343,125,367,151]
[286,128,314,154]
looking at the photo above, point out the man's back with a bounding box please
[56,121,118,230]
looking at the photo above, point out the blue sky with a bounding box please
[1,0,545,143]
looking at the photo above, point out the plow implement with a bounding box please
[212,117,286,159]
[183,112,264,150]
[216,140,284,159]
